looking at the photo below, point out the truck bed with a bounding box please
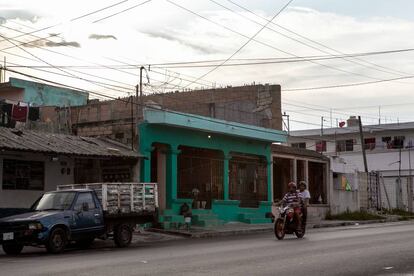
[57,183,158,215]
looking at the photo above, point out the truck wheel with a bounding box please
[46,227,67,254]
[114,224,132,248]
[2,243,24,255]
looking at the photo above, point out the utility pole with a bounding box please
[2,56,6,82]
[358,116,368,173]
[321,116,324,136]
[139,66,144,118]
[130,95,134,151]
[378,106,381,125]
[282,112,290,135]
[408,146,413,212]
[134,66,145,152]
[397,147,403,209]
[330,109,333,128]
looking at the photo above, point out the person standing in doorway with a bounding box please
[298,181,311,227]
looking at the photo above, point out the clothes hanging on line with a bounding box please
[11,104,28,122]
[28,107,40,121]
[0,102,14,127]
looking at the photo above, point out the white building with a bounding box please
[289,116,414,212]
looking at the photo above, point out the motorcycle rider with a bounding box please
[281,182,303,231]
[298,181,311,227]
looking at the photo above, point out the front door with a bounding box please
[71,192,103,238]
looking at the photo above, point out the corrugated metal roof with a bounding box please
[0,127,140,158]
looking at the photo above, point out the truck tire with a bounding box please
[2,243,24,255]
[46,227,67,254]
[114,224,132,248]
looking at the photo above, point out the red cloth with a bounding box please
[12,105,28,122]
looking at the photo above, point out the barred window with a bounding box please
[3,159,44,190]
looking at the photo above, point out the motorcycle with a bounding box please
[272,206,305,240]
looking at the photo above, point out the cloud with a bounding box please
[23,38,80,48]
[88,34,117,40]
[0,9,38,22]
[45,41,80,47]
[142,30,219,55]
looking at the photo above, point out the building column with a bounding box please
[223,152,231,200]
[267,157,273,202]
[166,146,180,208]
[304,160,309,185]
[141,150,151,182]
[293,158,297,183]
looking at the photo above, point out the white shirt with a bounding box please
[298,189,311,200]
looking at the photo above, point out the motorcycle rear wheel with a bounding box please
[274,218,285,240]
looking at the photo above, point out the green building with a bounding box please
[139,108,286,228]
[0,77,88,107]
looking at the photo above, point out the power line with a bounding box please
[4,47,414,69]
[0,0,132,44]
[9,64,403,147]
[225,0,413,78]
[0,24,218,91]
[176,0,294,88]
[283,74,414,91]
[164,0,397,83]
[92,0,152,23]
[2,67,286,138]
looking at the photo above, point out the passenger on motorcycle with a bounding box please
[281,182,303,231]
[298,181,311,227]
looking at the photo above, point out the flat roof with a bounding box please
[291,121,414,137]
[0,77,89,98]
[144,108,287,143]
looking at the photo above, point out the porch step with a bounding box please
[162,209,177,216]
[242,218,273,224]
[193,219,224,227]
[191,209,213,215]
[238,212,271,224]
[159,215,185,224]
[238,213,260,220]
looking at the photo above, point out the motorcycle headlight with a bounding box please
[28,222,43,230]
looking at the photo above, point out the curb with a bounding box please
[148,226,273,238]
[312,217,400,229]
[148,218,405,239]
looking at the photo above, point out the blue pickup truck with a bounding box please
[0,183,158,255]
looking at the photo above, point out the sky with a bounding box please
[1,0,414,130]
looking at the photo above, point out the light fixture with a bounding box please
[207,135,212,139]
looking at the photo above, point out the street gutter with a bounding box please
[148,216,410,239]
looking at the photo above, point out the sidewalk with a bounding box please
[148,215,406,238]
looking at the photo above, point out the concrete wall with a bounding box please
[9,78,88,107]
[0,88,24,102]
[38,84,283,146]
[0,151,74,208]
[330,189,360,214]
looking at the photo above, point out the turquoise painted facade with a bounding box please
[139,109,287,226]
[9,78,88,107]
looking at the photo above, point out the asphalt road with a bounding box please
[1,221,414,276]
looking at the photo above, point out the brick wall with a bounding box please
[39,84,282,146]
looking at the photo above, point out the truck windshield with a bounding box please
[33,192,76,211]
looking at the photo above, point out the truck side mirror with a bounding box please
[82,202,89,212]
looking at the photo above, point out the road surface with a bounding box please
[1,221,414,276]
